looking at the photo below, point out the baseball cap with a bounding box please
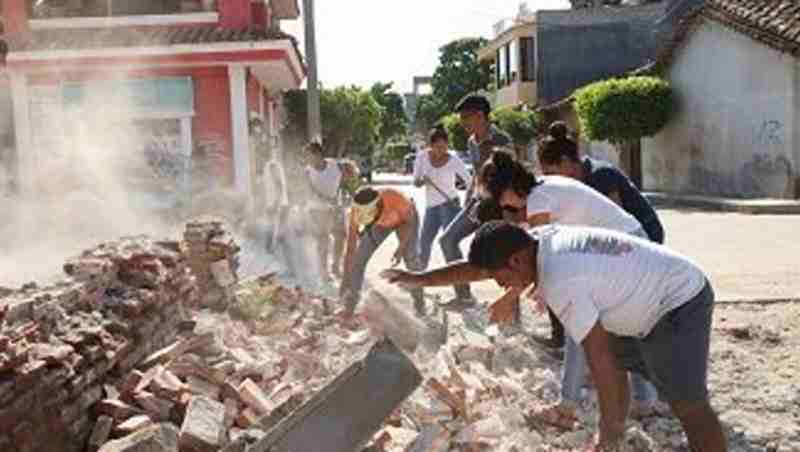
[455,93,491,116]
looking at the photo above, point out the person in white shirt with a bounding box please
[304,141,351,279]
[382,222,726,452]
[263,156,295,275]
[413,127,472,270]
[477,151,661,425]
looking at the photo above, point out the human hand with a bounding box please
[390,248,404,267]
[380,269,423,289]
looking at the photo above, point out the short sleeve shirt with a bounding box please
[526,175,642,234]
[534,225,707,343]
[467,125,512,199]
[582,157,661,230]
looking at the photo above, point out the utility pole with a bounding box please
[303,0,322,143]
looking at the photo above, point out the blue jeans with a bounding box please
[419,199,461,270]
[344,211,424,311]
[561,336,658,408]
[439,199,481,299]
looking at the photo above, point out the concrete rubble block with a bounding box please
[133,391,174,422]
[235,407,262,429]
[141,333,216,369]
[29,343,74,365]
[114,415,154,436]
[405,424,451,452]
[98,423,179,452]
[87,415,114,452]
[95,399,144,422]
[185,376,221,400]
[209,259,237,288]
[249,339,422,452]
[224,398,239,429]
[151,369,185,402]
[179,396,227,452]
[237,379,275,416]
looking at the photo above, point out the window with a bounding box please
[520,37,536,82]
[509,39,519,83]
[498,45,507,87]
[504,43,512,86]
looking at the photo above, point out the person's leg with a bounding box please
[640,282,726,451]
[629,372,658,409]
[400,211,426,315]
[560,336,587,409]
[419,204,443,270]
[439,201,480,301]
[547,308,566,348]
[331,209,346,277]
[344,225,390,312]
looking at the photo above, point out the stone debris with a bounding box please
[3,219,798,452]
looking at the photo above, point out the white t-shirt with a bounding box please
[263,160,289,207]
[413,150,471,207]
[305,159,342,207]
[534,225,707,343]
[527,175,641,234]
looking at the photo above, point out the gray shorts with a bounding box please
[611,281,715,403]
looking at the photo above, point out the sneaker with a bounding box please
[437,296,478,311]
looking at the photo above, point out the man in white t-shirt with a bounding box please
[382,222,726,451]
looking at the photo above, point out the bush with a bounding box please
[574,76,675,144]
[437,114,470,151]
[490,107,539,147]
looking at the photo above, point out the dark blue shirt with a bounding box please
[582,157,664,243]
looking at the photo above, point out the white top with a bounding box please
[263,160,289,207]
[413,150,471,207]
[527,175,642,234]
[305,158,342,206]
[534,225,707,343]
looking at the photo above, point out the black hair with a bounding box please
[468,221,535,270]
[538,121,579,166]
[479,150,539,200]
[353,186,379,205]
[455,93,491,117]
[305,141,323,155]
[475,197,504,223]
[429,127,449,144]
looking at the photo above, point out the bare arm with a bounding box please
[412,152,426,187]
[525,212,551,227]
[383,261,491,288]
[582,322,629,448]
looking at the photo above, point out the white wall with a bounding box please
[643,20,798,198]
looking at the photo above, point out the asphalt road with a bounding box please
[368,173,800,303]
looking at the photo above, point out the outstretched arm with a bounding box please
[382,261,491,288]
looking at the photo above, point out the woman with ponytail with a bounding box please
[478,141,663,429]
[538,121,664,244]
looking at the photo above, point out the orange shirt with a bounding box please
[348,188,414,230]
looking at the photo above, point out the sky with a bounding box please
[281,0,571,95]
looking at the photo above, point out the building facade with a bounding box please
[477,12,537,109]
[1,0,304,199]
[642,0,800,199]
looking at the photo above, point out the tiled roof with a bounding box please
[703,0,800,53]
[7,25,300,54]
[653,0,800,71]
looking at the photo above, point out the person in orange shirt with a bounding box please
[340,187,425,316]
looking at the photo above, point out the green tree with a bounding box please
[370,82,408,145]
[415,94,449,134]
[283,86,382,158]
[431,38,492,111]
[573,76,674,144]
[574,76,675,187]
[490,107,539,160]
[438,113,469,151]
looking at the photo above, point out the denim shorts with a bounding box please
[610,281,715,403]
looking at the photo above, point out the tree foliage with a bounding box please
[431,38,492,112]
[490,107,539,147]
[415,94,449,134]
[574,76,675,144]
[370,82,408,145]
[438,114,469,151]
[283,86,382,157]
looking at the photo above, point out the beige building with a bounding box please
[477,16,537,108]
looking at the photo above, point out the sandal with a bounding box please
[529,405,578,430]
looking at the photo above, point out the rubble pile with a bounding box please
[183,219,240,310]
[0,236,196,452]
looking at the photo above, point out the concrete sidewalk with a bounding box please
[645,192,800,215]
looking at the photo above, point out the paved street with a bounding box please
[369,173,800,303]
